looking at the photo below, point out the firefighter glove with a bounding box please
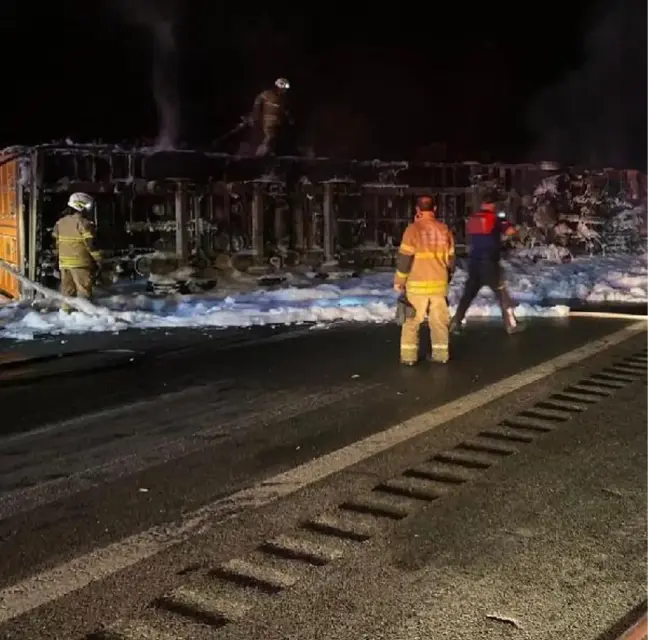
[395,295,416,326]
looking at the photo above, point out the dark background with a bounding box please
[0,0,644,166]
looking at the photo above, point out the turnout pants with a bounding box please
[453,260,516,329]
[400,294,450,363]
[256,124,293,156]
[60,267,93,308]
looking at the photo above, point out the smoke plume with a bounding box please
[114,0,180,149]
[527,0,646,168]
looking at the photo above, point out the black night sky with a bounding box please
[0,0,645,167]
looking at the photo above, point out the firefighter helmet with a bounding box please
[68,192,95,212]
[275,77,290,90]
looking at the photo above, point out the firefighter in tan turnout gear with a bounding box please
[52,192,101,305]
[394,196,456,365]
[248,77,292,156]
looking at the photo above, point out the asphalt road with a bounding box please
[0,316,645,639]
[215,360,647,640]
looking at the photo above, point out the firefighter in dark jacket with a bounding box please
[52,192,101,305]
[247,77,292,156]
[394,196,456,365]
[450,201,518,333]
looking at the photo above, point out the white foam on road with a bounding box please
[0,320,644,624]
[3,253,646,340]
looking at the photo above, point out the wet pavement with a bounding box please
[0,316,638,432]
[211,364,647,640]
[0,316,645,639]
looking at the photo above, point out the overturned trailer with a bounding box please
[0,143,644,299]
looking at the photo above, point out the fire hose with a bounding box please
[0,259,126,321]
[213,120,249,148]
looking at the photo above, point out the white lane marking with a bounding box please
[0,324,334,450]
[0,380,233,449]
[569,311,648,320]
[0,383,376,521]
[0,321,644,624]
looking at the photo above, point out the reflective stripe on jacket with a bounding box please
[394,216,455,295]
[252,88,289,131]
[53,210,101,269]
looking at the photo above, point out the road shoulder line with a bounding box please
[0,321,644,625]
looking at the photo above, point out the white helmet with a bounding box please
[68,192,95,212]
[275,77,290,90]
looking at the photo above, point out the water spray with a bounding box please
[0,259,120,319]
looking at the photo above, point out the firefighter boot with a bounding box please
[427,353,449,364]
[504,307,524,334]
[449,315,466,335]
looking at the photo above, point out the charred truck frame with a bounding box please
[0,143,644,299]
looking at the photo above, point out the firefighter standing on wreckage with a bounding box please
[52,192,102,309]
[246,77,293,156]
[450,200,519,334]
[394,196,456,366]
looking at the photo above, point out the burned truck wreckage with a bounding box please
[0,143,645,299]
